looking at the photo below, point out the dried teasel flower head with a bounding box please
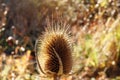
[35,21,72,78]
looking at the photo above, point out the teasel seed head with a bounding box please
[35,22,72,78]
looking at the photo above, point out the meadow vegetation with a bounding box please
[0,0,120,80]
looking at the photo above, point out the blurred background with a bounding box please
[0,0,120,80]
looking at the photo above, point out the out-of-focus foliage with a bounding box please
[0,0,120,80]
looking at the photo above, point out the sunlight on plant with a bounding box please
[0,0,120,79]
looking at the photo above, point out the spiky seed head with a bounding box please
[36,24,72,77]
